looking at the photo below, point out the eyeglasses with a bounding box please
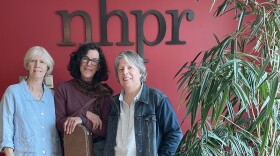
[81,56,99,65]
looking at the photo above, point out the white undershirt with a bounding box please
[114,85,143,156]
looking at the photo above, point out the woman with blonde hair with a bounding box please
[0,46,62,156]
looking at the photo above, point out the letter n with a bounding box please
[56,10,92,46]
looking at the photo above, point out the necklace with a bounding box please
[31,90,43,101]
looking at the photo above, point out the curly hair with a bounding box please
[67,42,109,82]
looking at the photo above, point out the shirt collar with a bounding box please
[119,83,144,102]
[21,79,47,102]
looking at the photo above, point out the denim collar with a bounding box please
[137,83,150,105]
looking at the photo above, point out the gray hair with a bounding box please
[114,50,147,83]
[24,46,54,76]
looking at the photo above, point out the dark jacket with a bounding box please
[104,84,182,156]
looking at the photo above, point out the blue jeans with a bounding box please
[93,140,105,155]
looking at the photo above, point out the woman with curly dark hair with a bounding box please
[55,42,113,155]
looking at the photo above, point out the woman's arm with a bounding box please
[157,96,183,156]
[85,96,112,137]
[55,82,99,135]
[54,84,69,133]
[0,87,15,153]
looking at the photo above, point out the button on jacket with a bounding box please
[104,84,182,156]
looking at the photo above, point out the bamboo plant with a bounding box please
[175,0,280,155]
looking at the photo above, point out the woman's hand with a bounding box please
[63,117,82,134]
[4,147,14,156]
[86,111,102,130]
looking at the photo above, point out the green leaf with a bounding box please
[214,87,229,125]
[237,8,245,31]
[260,118,270,154]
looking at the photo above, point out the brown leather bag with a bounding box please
[63,124,93,156]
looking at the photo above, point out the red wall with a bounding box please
[0,0,236,142]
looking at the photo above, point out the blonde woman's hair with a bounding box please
[23,46,54,76]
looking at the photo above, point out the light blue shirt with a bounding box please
[0,80,62,156]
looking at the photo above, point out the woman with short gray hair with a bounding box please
[104,50,182,156]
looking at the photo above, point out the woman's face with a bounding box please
[80,49,100,82]
[27,55,48,80]
[117,57,141,91]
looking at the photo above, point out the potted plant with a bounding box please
[175,0,280,155]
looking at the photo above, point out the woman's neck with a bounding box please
[81,77,93,83]
[26,78,44,100]
[26,78,43,92]
[124,84,141,105]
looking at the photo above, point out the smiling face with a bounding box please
[117,57,142,92]
[80,49,100,82]
[27,55,48,80]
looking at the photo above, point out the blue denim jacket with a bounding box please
[104,84,182,156]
